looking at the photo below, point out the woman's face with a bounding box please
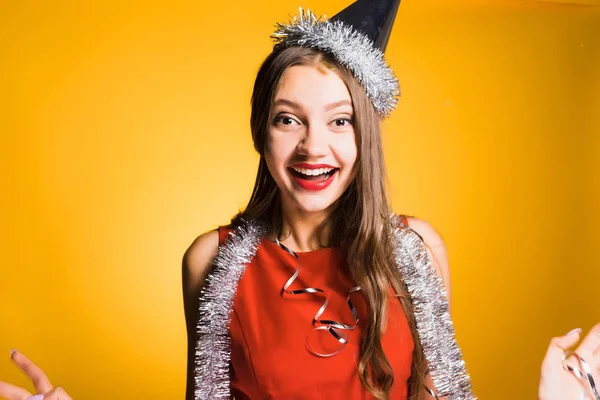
[265,64,358,214]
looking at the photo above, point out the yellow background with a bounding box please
[1,0,598,398]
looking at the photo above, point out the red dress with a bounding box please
[222,218,414,399]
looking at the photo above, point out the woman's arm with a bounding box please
[182,230,219,400]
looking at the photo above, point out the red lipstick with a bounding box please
[290,163,337,169]
[288,164,339,191]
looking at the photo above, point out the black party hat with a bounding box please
[330,0,401,53]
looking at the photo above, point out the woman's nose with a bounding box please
[297,123,328,157]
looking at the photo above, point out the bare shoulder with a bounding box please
[405,216,452,306]
[405,217,444,249]
[182,229,220,328]
[182,229,220,281]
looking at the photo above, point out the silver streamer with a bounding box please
[194,219,266,399]
[271,8,400,118]
[391,214,476,399]
[194,216,476,399]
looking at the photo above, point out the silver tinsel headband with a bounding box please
[271,8,400,118]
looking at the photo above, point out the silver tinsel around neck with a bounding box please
[194,216,476,399]
[271,8,400,118]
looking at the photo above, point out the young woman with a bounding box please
[2,2,599,400]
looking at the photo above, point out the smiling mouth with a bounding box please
[288,167,339,181]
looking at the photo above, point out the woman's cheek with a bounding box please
[265,140,290,180]
[336,137,358,169]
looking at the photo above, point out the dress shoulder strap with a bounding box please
[217,225,233,246]
[398,214,410,227]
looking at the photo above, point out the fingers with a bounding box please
[0,380,32,400]
[541,328,581,374]
[42,386,72,400]
[575,323,600,361]
[10,350,53,394]
[554,328,582,350]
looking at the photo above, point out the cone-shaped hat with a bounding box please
[330,0,401,53]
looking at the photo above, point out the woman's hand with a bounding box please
[539,323,600,400]
[0,350,72,400]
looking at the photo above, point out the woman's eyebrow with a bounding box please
[272,98,352,111]
[272,98,300,109]
[325,99,352,111]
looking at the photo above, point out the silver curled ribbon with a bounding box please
[275,237,361,357]
[424,385,440,399]
[563,350,600,400]
[276,234,448,398]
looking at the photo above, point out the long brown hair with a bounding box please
[232,46,426,400]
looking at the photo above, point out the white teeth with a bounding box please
[291,167,334,176]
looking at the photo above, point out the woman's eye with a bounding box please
[333,118,353,127]
[274,115,299,126]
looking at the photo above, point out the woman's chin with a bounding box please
[291,196,339,214]
[279,184,346,214]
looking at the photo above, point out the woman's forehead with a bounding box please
[273,65,352,110]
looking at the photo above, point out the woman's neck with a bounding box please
[276,201,332,253]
